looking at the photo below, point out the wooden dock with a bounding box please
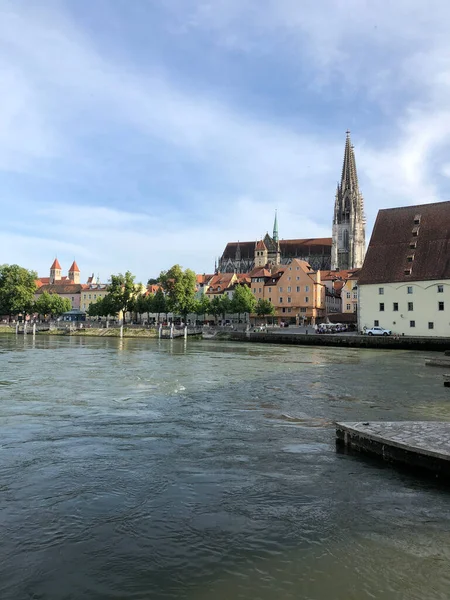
[336,421,450,479]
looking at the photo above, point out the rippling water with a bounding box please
[1,335,450,600]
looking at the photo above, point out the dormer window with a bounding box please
[404,268,412,275]
[409,241,417,249]
[414,214,421,225]
[412,226,419,236]
[407,255,414,263]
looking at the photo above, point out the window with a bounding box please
[300,307,307,313]
[347,292,351,299]
[428,322,434,330]
[84,294,86,299]
[288,277,291,281]
[379,287,384,295]
[438,284,444,293]
[407,286,413,294]
[296,286,300,292]
[268,287,272,293]
[287,308,292,313]
[404,269,412,275]
[353,292,358,299]
[374,320,379,326]
[268,298,271,302]
[379,303,385,311]
[346,304,351,310]
[287,286,291,292]
[94,295,97,299]
[279,297,283,303]
[296,267,299,271]
[439,301,445,311]
[393,302,398,311]
[408,302,413,311]
[305,285,310,292]
[279,287,283,292]
[409,242,417,249]
[305,296,309,303]
[410,320,415,328]
[88,294,91,300]
[296,276,300,281]
[258,287,261,293]
[412,226,419,236]
[289,268,291,271]
[407,255,414,262]
[414,214,421,225]
[287,297,292,303]
[282,307,286,313]
[72,297,74,301]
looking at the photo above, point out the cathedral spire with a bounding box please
[273,210,279,243]
[331,132,366,270]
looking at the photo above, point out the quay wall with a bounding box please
[220,331,450,352]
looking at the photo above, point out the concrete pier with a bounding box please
[336,421,450,479]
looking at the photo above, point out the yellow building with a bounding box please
[81,284,110,313]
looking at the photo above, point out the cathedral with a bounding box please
[218,131,366,273]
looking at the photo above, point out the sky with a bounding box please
[1,0,450,283]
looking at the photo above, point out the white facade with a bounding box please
[359,279,449,337]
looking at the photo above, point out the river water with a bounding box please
[1,335,450,600]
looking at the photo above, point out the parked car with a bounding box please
[365,326,392,336]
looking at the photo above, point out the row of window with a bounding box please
[253,286,310,294]
[278,297,310,304]
[374,319,435,330]
[280,307,308,314]
[83,294,102,300]
[379,284,445,295]
[379,302,444,311]
[346,292,358,299]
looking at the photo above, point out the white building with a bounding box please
[358,201,450,337]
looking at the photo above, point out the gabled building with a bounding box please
[358,201,450,336]
[250,259,325,325]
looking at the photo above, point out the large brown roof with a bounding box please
[358,201,450,285]
[221,238,332,260]
[50,258,62,270]
[36,284,84,295]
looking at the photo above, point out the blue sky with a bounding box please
[1,0,450,283]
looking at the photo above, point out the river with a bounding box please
[1,335,450,600]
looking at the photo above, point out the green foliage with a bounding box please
[152,288,167,320]
[199,294,210,318]
[107,271,136,323]
[88,295,118,318]
[0,264,37,318]
[218,294,231,319]
[209,296,222,320]
[231,285,256,319]
[147,278,158,285]
[159,265,196,320]
[255,298,275,320]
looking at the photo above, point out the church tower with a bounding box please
[68,260,80,284]
[254,240,268,268]
[49,258,62,284]
[273,210,279,243]
[331,131,366,270]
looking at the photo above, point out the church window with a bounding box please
[407,286,413,294]
[393,302,398,311]
[439,301,445,311]
[288,297,292,303]
[343,229,349,250]
[379,303,384,311]
[438,285,444,293]
[408,302,413,311]
[378,287,384,295]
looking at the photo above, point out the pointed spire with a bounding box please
[273,210,279,242]
[340,130,359,191]
[68,260,80,273]
[50,258,61,270]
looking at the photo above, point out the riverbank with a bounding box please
[215,330,450,351]
[0,325,159,338]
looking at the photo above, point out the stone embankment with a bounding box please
[336,421,450,479]
[217,331,450,351]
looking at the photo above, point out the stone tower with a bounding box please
[49,258,62,284]
[68,260,80,284]
[331,131,366,270]
[273,210,279,243]
[254,240,268,268]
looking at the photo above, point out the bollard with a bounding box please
[120,325,123,338]
[32,323,36,336]
[158,324,162,339]
[184,325,187,339]
[15,323,19,335]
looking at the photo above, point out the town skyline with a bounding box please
[2,1,450,282]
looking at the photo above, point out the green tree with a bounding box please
[209,296,222,324]
[199,294,211,322]
[107,271,136,324]
[219,294,231,322]
[0,264,37,321]
[231,285,256,322]
[159,265,196,322]
[136,293,155,325]
[34,291,54,320]
[152,288,167,323]
[88,295,118,319]
[255,298,275,324]
[147,278,158,285]
[50,294,71,318]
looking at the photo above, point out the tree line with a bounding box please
[0,263,275,324]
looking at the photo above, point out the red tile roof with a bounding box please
[69,261,80,272]
[255,240,267,251]
[358,201,450,285]
[50,258,61,270]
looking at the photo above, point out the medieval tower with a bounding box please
[331,131,366,270]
